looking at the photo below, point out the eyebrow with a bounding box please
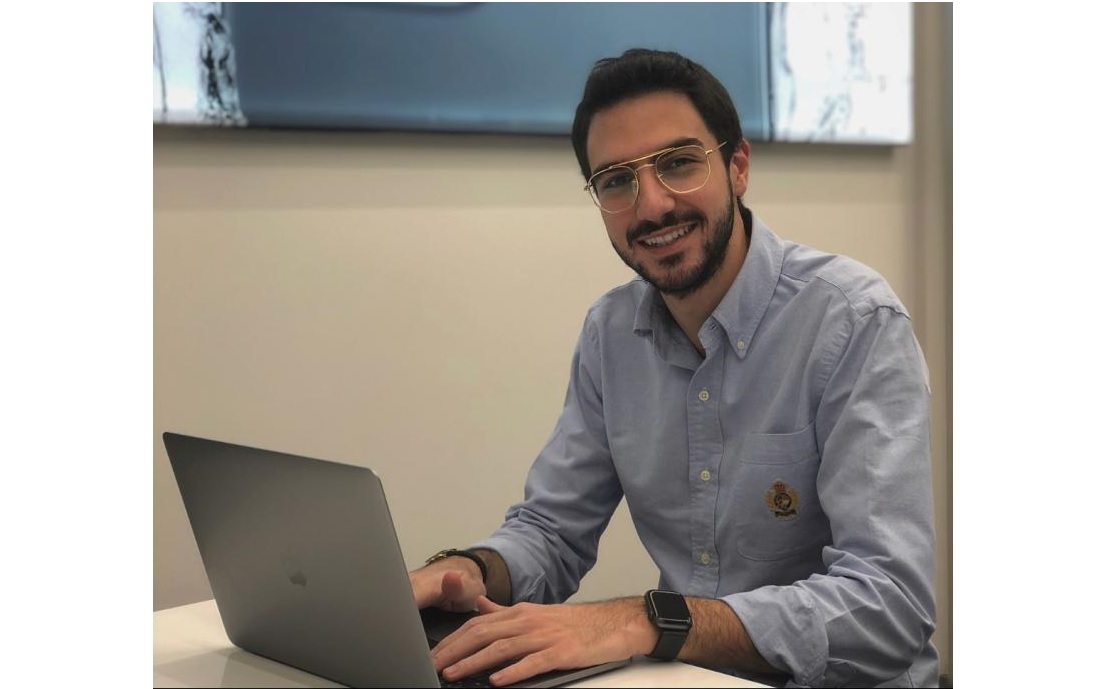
[592,137,706,176]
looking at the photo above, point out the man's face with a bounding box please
[585,91,749,298]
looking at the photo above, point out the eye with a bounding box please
[596,168,635,192]
[658,151,704,174]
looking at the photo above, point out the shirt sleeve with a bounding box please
[723,306,937,687]
[471,314,625,604]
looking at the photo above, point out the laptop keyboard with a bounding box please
[424,609,591,688]
[428,636,498,688]
[436,661,580,689]
[438,670,496,688]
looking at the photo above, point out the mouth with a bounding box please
[636,222,697,250]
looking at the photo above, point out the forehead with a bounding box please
[586,91,714,172]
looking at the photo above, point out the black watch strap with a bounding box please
[648,626,690,660]
[425,548,488,583]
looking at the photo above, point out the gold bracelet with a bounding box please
[425,548,488,583]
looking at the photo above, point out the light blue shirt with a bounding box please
[474,216,938,687]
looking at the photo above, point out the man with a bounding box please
[410,49,938,688]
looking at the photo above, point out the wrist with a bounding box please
[605,597,662,658]
[424,548,487,583]
[631,598,662,656]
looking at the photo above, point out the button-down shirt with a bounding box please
[474,216,938,687]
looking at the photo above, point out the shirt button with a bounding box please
[699,552,711,565]
[698,390,710,402]
[699,469,711,482]
[736,340,746,351]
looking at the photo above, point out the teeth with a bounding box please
[643,224,693,247]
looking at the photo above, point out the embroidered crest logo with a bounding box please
[765,480,799,520]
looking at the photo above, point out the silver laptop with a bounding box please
[163,432,630,688]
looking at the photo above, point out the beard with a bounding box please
[612,195,736,299]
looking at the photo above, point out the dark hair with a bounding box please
[571,49,744,180]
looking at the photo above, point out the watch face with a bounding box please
[649,591,690,625]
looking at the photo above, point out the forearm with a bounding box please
[599,596,780,674]
[470,548,511,605]
[680,597,779,674]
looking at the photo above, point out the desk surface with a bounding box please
[154,600,768,688]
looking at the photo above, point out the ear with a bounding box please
[728,139,751,198]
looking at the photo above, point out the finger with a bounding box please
[488,648,560,687]
[441,570,484,611]
[440,633,546,683]
[431,613,529,671]
[474,595,504,615]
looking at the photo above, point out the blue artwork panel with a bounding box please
[153,3,911,144]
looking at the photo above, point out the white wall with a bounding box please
[153,5,950,677]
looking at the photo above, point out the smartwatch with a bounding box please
[644,589,692,661]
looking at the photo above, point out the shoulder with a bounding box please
[583,277,650,329]
[778,240,909,321]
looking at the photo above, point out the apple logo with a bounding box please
[279,553,308,588]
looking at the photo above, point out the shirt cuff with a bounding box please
[723,585,827,687]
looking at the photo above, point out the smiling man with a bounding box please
[410,49,938,688]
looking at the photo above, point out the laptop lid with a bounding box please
[164,432,440,687]
[162,432,629,688]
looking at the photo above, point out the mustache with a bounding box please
[626,211,704,244]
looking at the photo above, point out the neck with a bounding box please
[661,211,750,356]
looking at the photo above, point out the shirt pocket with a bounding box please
[731,421,829,561]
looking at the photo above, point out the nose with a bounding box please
[633,164,676,221]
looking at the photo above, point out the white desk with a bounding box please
[154,600,768,688]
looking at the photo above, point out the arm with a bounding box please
[413,315,621,611]
[471,548,511,605]
[410,547,512,610]
[727,306,937,686]
[431,594,779,686]
[471,316,624,604]
[681,598,778,673]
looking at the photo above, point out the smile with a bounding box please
[641,223,695,248]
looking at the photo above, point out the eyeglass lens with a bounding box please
[590,146,713,212]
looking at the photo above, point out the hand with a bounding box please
[410,559,487,612]
[430,596,653,686]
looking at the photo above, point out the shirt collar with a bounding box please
[710,214,783,359]
[632,213,784,361]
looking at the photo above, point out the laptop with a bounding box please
[162,432,630,688]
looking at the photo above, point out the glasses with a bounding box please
[585,142,727,214]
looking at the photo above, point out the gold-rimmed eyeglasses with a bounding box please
[584,141,727,214]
